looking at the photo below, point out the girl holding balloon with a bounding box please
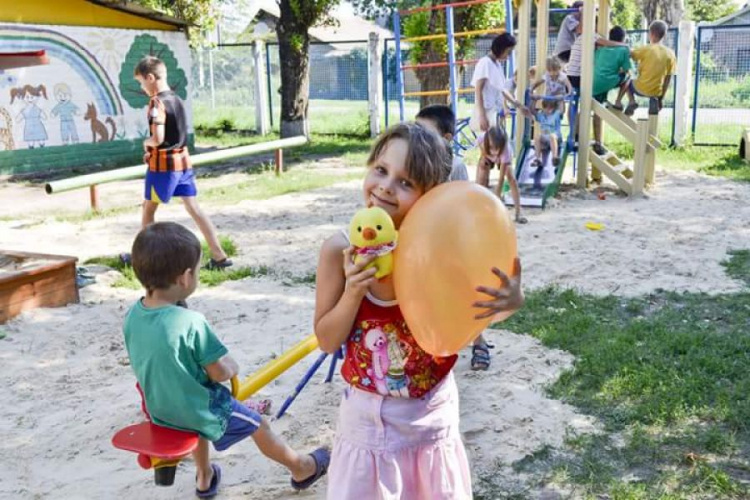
[314,122,523,499]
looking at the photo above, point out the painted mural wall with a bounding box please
[0,23,192,174]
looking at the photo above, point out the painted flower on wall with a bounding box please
[0,73,18,89]
[87,30,129,74]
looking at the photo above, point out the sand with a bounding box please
[1,164,748,499]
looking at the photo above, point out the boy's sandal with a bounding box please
[196,463,222,499]
[244,398,272,416]
[624,102,639,116]
[609,103,624,111]
[291,447,331,491]
[515,215,529,224]
[471,343,493,371]
[203,258,233,271]
[119,253,132,266]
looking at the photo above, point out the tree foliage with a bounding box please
[685,0,738,22]
[132,0,222,46]
[611,0,641,29]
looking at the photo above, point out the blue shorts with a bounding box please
[213,399,262,451]
[629,80,655,99]
[144,169,197,204]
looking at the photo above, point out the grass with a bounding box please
[195,131,371,166]
[86,236,322,290]
[85,237,273,289]
[476,250,750,498]
[199,167,364,204]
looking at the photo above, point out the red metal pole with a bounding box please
[89,184,99,212]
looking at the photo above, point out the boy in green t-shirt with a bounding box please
[614,20,676,116]
[592,26,632,157]
[123,222,329,497]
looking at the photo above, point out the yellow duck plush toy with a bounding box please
[349,207,398,279]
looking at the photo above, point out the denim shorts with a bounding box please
[213,399,262,451]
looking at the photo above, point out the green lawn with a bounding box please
[477,251,750,499]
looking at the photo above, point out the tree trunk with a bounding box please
[277,0,311,138]
[660,0,684,26]
[415,4,451,108]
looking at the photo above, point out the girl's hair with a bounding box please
[367,122,452,191]
[542,99,558,110]
[10,84,47,104]
[490,33,517,58]
[546,55,562,72]
[481,126,508,159]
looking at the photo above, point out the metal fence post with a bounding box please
[368,32,382,138]
[266,44,274,128]
[691,27,702,141]
[674,21,695,146]
[253,40,270,135]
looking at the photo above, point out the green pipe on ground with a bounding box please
[45,136,309,195]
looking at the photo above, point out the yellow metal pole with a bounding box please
[576,0,596,188]
[515,0,531,155]
[235,334,320,402]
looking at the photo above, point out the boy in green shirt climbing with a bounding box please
[123,222,329,497]
[592,26,632,159]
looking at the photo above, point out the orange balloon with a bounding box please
[393,181,518,357]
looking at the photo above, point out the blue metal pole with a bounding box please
[691,27,702,141]
[504,0,516,142]
[394,11,405,121]
[325,347,342,383]
[275,352,329,419]
[383,38,390,129]
[446,6,459,117]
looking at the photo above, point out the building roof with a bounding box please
[233,0,393,43]
[707,3,750,25]
[86,0,187,29]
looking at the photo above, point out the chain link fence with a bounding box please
[692,24,750,146]
[191,24,745,147]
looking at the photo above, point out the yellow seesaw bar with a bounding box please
[233,333,320,402]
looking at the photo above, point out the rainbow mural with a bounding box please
[0,24,123,115]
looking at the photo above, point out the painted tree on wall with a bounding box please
[118,34,188,109]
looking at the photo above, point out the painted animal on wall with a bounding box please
[10,84,49,148]
[84,102,116,142]
[0,107,14,151]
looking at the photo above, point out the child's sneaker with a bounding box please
[624,102,639,116]
[203,258,233,271]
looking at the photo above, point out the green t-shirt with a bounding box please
[123,300,232,441]
[593,46,632,97]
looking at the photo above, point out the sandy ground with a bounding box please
[1,160,749,499]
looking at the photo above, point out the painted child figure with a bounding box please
[10,84,48,148]
[133,56,232,270]
[123,222,330,497]
[51,83,80,145]
[314,123,524,499]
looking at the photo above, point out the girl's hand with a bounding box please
[473,258,524,319]
[342,246,377,299]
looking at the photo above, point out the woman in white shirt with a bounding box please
[471,33,526,133]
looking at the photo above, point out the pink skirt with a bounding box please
[327,372,472,499]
